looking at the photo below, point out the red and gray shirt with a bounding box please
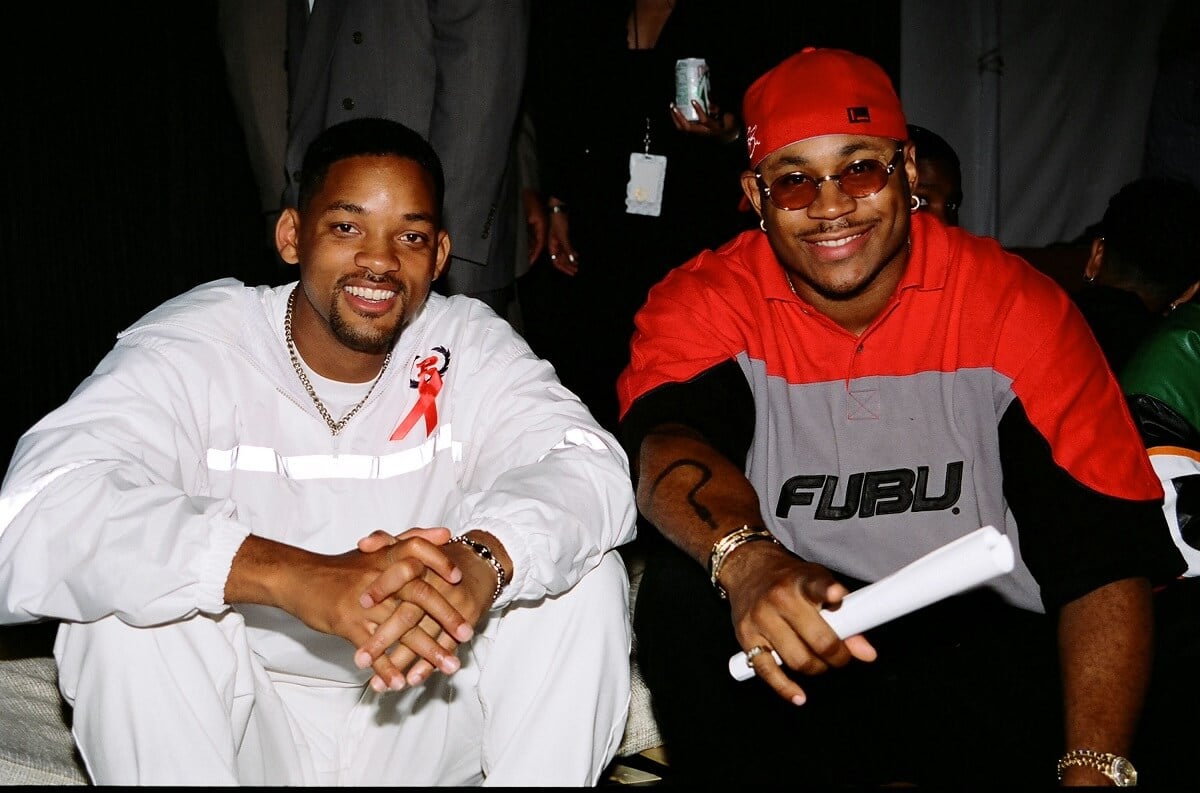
[618,212,1182,612]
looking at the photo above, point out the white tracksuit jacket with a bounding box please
[0,279,637,785]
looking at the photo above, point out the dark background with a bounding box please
[0,2,899,469]
[1,5,290,468]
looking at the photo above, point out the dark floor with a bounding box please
[0,621,56,661]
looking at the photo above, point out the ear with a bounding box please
[432,229,452,281]
[1174,280,1200,309]
[740,169,764,218]
[1084,237,1104,281]
[275,208,302,266]
[902,141,919,193]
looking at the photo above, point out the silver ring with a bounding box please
[567,253,577,262]
[550,253,559,260]
[745,645,770,667]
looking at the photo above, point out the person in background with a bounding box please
[508,109,547,332]
[0,117,635,786]
[216,0,291,277]
[618,47,1185,787]
[283,1,530,317]
[1115,182,1200,789]
[1072,176,1200,373]
[906,123,962,227]
[522,0,763,435]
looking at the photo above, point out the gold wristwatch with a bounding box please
[1056,749,1137,786]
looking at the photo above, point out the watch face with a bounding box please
[1110,756,1137,787]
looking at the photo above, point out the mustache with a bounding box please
[337,274,404,293]
[807,218,872,236]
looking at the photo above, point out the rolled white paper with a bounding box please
[728,525,1015,681]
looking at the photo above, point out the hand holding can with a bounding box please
[675,58,710,121]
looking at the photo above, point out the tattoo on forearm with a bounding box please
[651,459,717,529]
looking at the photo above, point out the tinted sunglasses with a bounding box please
[756,147,905,211]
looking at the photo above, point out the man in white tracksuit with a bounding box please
[0,117,636,786]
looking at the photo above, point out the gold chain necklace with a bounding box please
[284,289,392,436]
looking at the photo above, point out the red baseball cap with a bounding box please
[742,47,907,168]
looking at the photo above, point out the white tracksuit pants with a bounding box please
[54,551,631,786]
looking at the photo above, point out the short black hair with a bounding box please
[1102,176,1200,304]
[296,117,445,221]
[907,124,960,173]
[907,122,964,209]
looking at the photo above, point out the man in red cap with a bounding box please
[617,47,1185,786]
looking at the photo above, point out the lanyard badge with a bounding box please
[626,116,666,217]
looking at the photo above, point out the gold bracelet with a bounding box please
[1056,749,1137,786]
[708,525,781,599]
[449,535,508,602]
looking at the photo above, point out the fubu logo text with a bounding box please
[775,462,964,519]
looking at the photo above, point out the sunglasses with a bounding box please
[756,147,905,211]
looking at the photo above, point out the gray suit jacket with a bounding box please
[285,0,530,298]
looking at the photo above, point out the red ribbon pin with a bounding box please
[390,355,443,440]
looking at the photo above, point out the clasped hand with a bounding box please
[283,526,487,694]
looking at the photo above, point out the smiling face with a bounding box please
[742,134,917,332]
[275,154,451,381]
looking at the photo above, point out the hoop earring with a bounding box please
[910,195,920,212]
[760,217,767,232]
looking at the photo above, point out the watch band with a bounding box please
[1056,749,1137,786]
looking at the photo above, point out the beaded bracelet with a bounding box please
[449,535,508,602]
